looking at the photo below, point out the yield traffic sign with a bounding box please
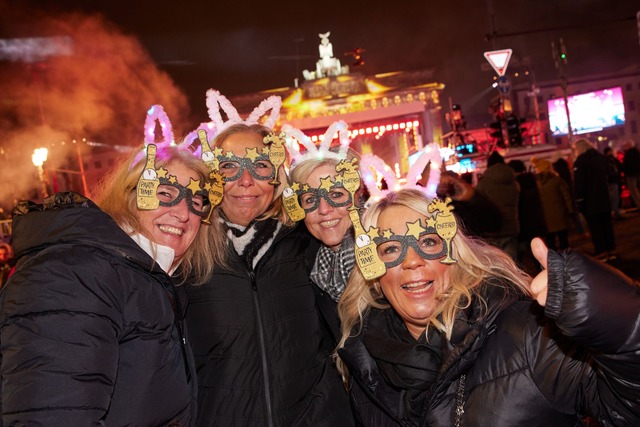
[484,49,513,76]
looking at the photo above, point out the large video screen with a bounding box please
[547,87,625,136]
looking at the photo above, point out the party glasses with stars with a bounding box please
[156,176,211,217]
[216,148,275,181]
[373,218,447,268]
[297,175,352,213]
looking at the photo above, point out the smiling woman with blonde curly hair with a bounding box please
[335,188,640,427]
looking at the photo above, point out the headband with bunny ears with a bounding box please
[206,89,281,134]
[135,104,224,223]
[282,120,351,169]
[359,143,443,204]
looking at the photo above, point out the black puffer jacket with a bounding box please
[185,221,354,427]
[0,193,197,426]
[574,148,611,215]
[340,250,640,426]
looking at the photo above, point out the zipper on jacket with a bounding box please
[250,271,275,427]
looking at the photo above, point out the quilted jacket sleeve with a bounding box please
[544,250,640,425]
[0,246,124,426]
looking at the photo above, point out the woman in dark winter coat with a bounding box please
[531,157,574,250]
[0,119,224,425]
[184,90,353,427]
[573,138,616,259]
[336,188,640,427]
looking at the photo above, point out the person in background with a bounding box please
[507,159,547,274]
[551,152,588,237]
[475,151,520,259]
[573,138,616,261]
[604,146,625,219]
[185,90,353,427]
[0,106,222,425]
[0,242,14,288]
[531,157,574,251]
[434,171,501,238]
[621,139,640,211]
[336,188,640,426]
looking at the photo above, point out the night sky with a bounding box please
[0,0,638,204]
[5,0,638,123]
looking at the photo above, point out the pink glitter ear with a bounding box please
[360,143,443,204]
[143,105,174,146]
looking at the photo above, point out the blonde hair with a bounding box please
[93,143,228,285]
[214,123,291,225]
[572,138,595,156]
[335,189,532,378]
[289,147,360,183]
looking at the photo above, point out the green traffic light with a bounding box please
[560,53,566,59]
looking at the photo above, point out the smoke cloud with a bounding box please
[0,2,192,210]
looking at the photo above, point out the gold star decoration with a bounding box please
[425,217,437,229]
[382,229,394,239]
[187,178,202,195]
[290,182,301,192]
[204,182,212,191]
[302,184,310,192]
[168,174,178,184]
[157,167,168,178]
[366,226,380,240]
[319,176,334,191]
[245,147,260,162]
[212,147,223,157]
[406,220,424,239]
[225,151,236,158]
[261,146,270,155]
[334,175,344,184]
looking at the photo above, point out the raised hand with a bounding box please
[530,237,549,306]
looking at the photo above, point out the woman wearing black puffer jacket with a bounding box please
[336,189,640,427]
[1,138,225,425]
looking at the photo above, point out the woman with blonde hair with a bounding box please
[336,188,640,426]
[185,91,353,426]
[1,105,221,425]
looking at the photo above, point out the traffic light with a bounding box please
[489,121,505,147]
[505,115,524,147]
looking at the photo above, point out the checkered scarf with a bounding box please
[309,233,355,302]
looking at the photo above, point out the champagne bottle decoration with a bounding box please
[263,132,286,185]
[428,197,458,264]
[336,158,360,210]
[350,210,386,280]
[283,183,306,222]
[137,144,160,210]
[198,129,219,171]
[202,170,225,224]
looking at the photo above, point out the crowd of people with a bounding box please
[0,91,639,426]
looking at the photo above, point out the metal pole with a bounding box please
[76,141,89,196]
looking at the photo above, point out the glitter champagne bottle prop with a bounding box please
[198,129,219,171]
[136,144,160,210]
[264,132,286,185]
[350,210,386,280]
[428,198,458,264]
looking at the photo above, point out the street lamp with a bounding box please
[32,147,49,198]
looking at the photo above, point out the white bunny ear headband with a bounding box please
[206,89,281,134]
[282,120,351,170]
[360,143,443,204]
